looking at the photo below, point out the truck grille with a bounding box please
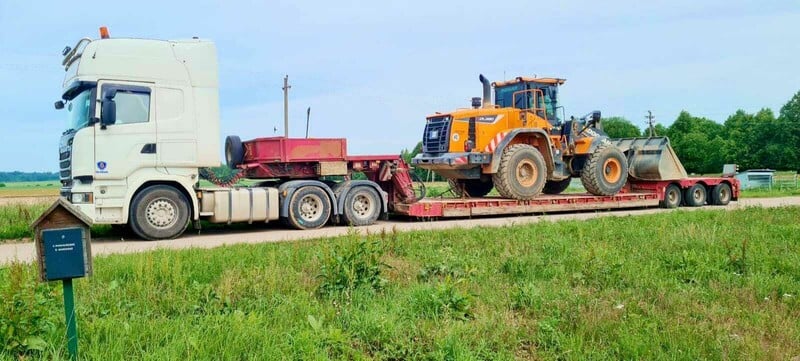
[59,133,74,190]
[422,116,451,154]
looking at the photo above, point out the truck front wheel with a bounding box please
[129,185,190,240]
[286,186,332,230]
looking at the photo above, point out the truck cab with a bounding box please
[57,31,221,238]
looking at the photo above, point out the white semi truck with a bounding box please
[56,28,416,240]
[54,28,739,241]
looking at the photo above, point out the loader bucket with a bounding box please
[609,137,688,181]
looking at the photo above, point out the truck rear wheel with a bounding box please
[342,186,381,226]
[581,144,628,196]
[710,183,732,206]
[660,184,682,208]
[543,178,572,195]
[129,185,190,240]
[492,144,546,200]
[286,186,332,229]
[448,178,494,198]
[684,184,707,207]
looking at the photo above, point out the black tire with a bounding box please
[448,178,494,198]
[683,184,707,207]
[580,144,629,196]
[225,135,244,169]
[543,178,572,195]
[285,186,332,230]
[129,185,190,240]
[660,184,682,208]
[710,183,732,206]
[342,186,382,226]
[492,144,547,200]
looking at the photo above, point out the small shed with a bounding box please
[735,169,775,190]
[30,198,93,282]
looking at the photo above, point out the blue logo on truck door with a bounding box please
[96,161,108,173]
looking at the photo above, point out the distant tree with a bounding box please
[723,109,776,170]
[667,111,727,174]
[777,91,800,170]
[0,172,59,182]
[401,141,441,181]
[653,124,668,137]
[602,117,642,138]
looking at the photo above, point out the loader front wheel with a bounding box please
[493,144,546,200]
[448,178,494,198]
[543,178,572,195]
[581,144,629,196]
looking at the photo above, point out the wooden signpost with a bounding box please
[31,198,93,361]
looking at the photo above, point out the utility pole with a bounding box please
[645,110,656,137]
[282,75,291,138]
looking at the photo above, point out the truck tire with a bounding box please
[683,184,706,207]
[448,178,494,198]
[660,184,682,208]
[710,183,732,206]
[225,135,244,169]
[129,185,190,240]
[342,186,381,226]
[543,178,572,195]
[580,144,628,196]
[492,144,546,200]
[286,186,332,229]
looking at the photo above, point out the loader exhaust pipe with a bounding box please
[479,74,491,108]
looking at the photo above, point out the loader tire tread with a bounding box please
[492,144,546,200]
[580,143,629,196]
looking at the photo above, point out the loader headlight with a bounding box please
[70,192,94,204]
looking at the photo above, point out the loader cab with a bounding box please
[493,77,565,125]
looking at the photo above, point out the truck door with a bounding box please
[94,80,157,181]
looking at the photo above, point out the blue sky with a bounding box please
[0,0,798,172]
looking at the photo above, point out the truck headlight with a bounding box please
[71,192,94,204]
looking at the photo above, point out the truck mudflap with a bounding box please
[610,137,688,181]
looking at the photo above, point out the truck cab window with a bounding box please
[115,91,150,125]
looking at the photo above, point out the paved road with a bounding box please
[2,196,799,265]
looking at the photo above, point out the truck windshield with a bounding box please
[65,89,94,131]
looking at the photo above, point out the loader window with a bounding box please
[495,84,525,108]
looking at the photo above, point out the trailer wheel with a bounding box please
[342,186,381,226]
[448,178,494,198]
[129,185,190,240]
[543,178,572,195]
[225,135,244,169]
[660,184,682,208]
[286,186,332,229]
[581,144,628,196]
[493,144,546,200]
[683,184,706,207]
[710,183,732,206]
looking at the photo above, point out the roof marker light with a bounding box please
[99,26,110,39]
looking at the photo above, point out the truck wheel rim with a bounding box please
[668,189,678,204]
[353,193,374,218]
[146,198,178,229]
[603,158,622,183]
[720,187,730,202]
[516,160,537,187]
[693,188,704,202]
[299,194,323,222]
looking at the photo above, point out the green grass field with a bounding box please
[1,207,798,360]
[0,181,59,197]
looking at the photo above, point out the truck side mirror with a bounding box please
[54,100,65,110]
[100,97,116,128]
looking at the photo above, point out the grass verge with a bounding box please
[1,207,798,360]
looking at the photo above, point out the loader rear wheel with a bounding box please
[286,186,332,229]
[448,178,494,198]
[660,184,682,208]
[492,144,546,200]
[580,144,628,196]
[684,184,706,207]
[543,178,572,195]
[710,183,732,206]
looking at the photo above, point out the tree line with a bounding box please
[0,171,59,182]
[403,90,800,176]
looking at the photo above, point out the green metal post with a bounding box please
[62,278,78,360]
